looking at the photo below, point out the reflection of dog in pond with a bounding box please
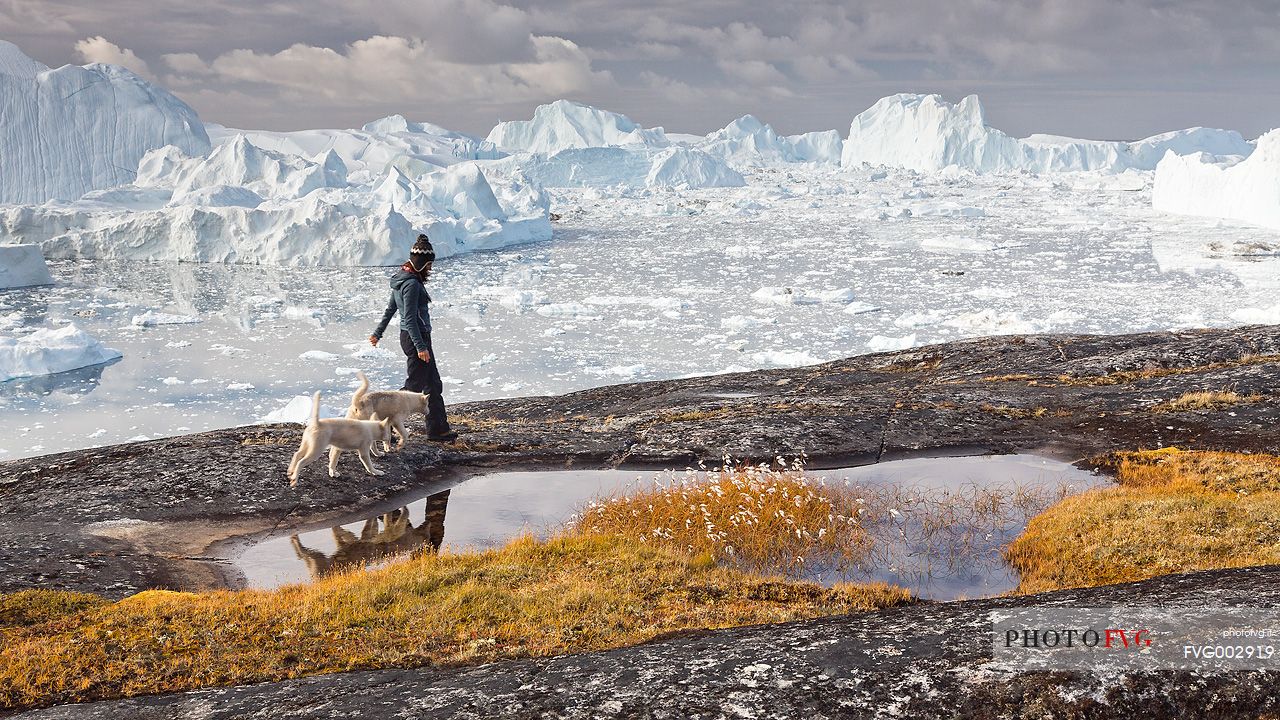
[287,391,394,487]
[290,491,450,579]
[346,371,429,451]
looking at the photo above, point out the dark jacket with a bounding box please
[373,269,431,351]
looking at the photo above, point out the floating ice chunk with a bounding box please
[894,310,947,328]
[811,288,856,303]
[0,324,122,382]
[161,377,184,385]
[587,364,646,379]
[867,333,918,352]
[909,202,986,218]
[944,310,1040,334]
[226,382,255,391]
[722,315,774,331]
[750,350,822,367]
[257,395,345,424]
[967,287,1018,299]
[284,306,327,324]
[0,245,53,289]
[843,302,882,315]
[921,236,996,252]
[299,350,340,361]
[499,290,550,308]
[536,303,602,319]
[1230,304,1280,324]
[751,287,799,306]
[131,310,200,327]
[349,345,396,359]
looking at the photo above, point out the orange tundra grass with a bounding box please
[0,469,910,711]
[1006,448,1280,594]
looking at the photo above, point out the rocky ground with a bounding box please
[3,326,1279,718]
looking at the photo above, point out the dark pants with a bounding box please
[399,330,450,436]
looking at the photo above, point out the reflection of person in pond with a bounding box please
[290,490,449,580]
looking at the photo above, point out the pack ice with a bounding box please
[0,40,208,205]
[1152,130,1280,230]
[0,324,121,382]
[841,94,1252,174]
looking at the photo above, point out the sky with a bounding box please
[4,0,1280,140]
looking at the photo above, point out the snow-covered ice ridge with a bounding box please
[0,40,208,205]
[841,94,1254,174]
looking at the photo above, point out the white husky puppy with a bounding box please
[346,371,429,451]
[287,391,393,487]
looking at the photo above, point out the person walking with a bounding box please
[368,234,457,442]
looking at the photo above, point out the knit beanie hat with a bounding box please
[408,233,435,271]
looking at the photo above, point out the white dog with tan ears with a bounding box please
[346,371,429,451]
[287,391,394,487]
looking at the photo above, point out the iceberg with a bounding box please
[697,115,842,167]
[841,94,1252,174]
[1151,130,1280,230]
[487,100,669,154]
[0,40,209,205]
[1,135,551,266]
[206,114,503,184]
[488,145,744,190]
[0,244,53,289]
[0,324,121,382]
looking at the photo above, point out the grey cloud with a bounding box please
[4,0,1278,138]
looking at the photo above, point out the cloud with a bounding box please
[73,36,155,80]
[5,0,1277,137]
[365,0,537,64]
[0,0,75,35]
[159,33,613,131]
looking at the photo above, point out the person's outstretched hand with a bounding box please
[368,335,379,347]
[417,349,431,362]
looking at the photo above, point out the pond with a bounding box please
[231,454,1106,600]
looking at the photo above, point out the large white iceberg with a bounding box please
[491,145,744,190]
[1,135,551,266]
[697,115,842,167]
[0,40,209,205]
[841,94,1252,174]
[1151,130,1280,230]
[487,100,669,154]
[0,244,53,289]
[206,114,503,185]
[0,324,121,382]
